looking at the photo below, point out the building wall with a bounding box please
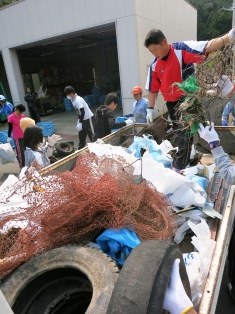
[0,0,196,115]
[133,0,197,115]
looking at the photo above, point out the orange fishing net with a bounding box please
[0,153,177,278]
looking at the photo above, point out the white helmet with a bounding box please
[0,95,6,101]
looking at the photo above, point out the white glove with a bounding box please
[217,75,234,97]
[198,122,219,143]
[48,134,62,146]
[163,259,193,314]
[125,119,134,126]
[76,122,83,132]
[229,27,235,43]
[7,137,11,144]
[207,76,234,98]
[146,108,154,123]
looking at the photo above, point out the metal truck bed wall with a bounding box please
[40,123,235,314]
[40,124,146,175]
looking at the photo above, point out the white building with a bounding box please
[0,0,196,115]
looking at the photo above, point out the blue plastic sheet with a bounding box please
[128,136,161,158]
[96,228,141,266]
[127,136,172,168]
[186,174,208,191]
[149,152,172,168]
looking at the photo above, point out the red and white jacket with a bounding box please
[145,41,208,102]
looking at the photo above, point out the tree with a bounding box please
[0,0,18,9]
[187,0,232,40]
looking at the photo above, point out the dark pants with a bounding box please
[14,138,25,168]
[28,105,41,123]
[166,99,193,170]
[78,117,95,149]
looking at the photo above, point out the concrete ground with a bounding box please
[0,108,235,312]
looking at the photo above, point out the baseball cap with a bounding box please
[131,86,143,95]
[0,95,6,102]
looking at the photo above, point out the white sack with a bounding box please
[133,152,206,207]
[0,143,17,164]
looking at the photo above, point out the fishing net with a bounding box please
[0,153,177,278]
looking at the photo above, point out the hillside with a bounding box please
[187,0,233,40]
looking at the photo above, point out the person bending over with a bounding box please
[93,92,133,141]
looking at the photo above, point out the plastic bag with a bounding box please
[0,143,17,164]
[186,174,208,191]
[149,152,172,168]
[127,135,161,158]
[183,220,216,310]
[96,228,141,266]
[134,152,206,207]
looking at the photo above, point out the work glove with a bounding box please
[48,134,62,146]
[76,122,83,132]
[7,137,11,144]
[217,75,234,97]
[146,108,154,123]
[207,75,234,98]
[125,119,134,126]
[163,259,193,314]
[198,122,219,143]
[229,27,235,43]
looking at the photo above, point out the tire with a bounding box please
[55,142,75,156]
[107,240,191,314]
[0,245,119,314]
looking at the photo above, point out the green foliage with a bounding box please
[0,0,18,9]
[187,0,233,40]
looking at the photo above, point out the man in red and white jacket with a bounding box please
[144,28,235,172]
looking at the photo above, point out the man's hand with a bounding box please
[206,75,234,98]
[217,75,234,97]
[76,122,83,132]
[48,134,62,146]
[125,119,134,126]
[146,108,154,123]
[198,122,219,143]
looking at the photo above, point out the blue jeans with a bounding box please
[222,100,235,126]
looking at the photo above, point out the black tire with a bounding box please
[107,240,191,314]
[55,142,75,156]
[0,245,119,314]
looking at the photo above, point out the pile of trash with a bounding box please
[0,135,220,309]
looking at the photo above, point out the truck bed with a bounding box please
[40,123,235,313]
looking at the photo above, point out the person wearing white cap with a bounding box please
[207,75,235,126]
[124,86,149,123]
[0,95,13,123]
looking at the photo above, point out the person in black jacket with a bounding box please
[24,87,41,123]
[93,92,133,141]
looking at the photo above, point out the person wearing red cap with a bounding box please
[125,86,148,123]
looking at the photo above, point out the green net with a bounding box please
[175,76,200,94]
